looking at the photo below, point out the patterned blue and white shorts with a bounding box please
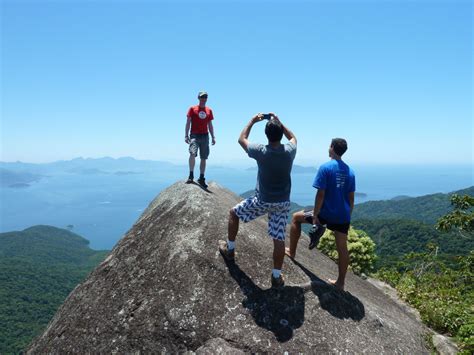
[233,195,291,241]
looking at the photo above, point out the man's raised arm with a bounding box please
[238,114,263,152]
[270,113,297,145]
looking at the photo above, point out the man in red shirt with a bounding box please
[184,91,216,188]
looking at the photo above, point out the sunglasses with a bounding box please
[199,96,208,99]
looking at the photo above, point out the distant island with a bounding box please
[67,168,108,175]
[114,171,141,176]
[65,169,142,176]
[8,183,31,188]
[0,168,42,187]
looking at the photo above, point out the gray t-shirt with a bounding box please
[248,142,297,202]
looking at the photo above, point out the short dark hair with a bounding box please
[265,119,284,142]
[331,138,348,156]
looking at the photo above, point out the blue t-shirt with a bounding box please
[248,142,297,202]
[313,159,355,223]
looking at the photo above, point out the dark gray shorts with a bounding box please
[189,134,210,159]
[303,208,350,235]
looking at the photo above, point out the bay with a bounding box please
[1,164,472,250]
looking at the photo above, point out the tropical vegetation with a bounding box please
[0,226,108,354]
[317,227,376,275]
[374,194,474,353]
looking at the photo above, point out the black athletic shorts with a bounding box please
[303,208,350,235]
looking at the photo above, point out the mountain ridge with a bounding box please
[28,181,431,353]
[352,186,474,224]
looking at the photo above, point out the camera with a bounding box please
[262,113,272,120]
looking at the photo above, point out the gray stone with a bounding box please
[194,337,245,354]
[366,277,421,322]
[432,334,459,355]
[28,181,432,353]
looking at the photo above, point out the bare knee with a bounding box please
[292,211,306,224]
[334,232,349,254]
[273,239,285,247]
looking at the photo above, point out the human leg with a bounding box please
[188,154,195,180]
[187,138,198,182]
[329,231,349,291]
[267,202,290,287]
[271,239,286,288]
[219,196,266,261]
[285,211,307,258]
[228,208,239,242]
[219,208,239,261]
[199,159,206,175]
[273,239,285,270]
[197,136,209,187]
[198,159,207,187]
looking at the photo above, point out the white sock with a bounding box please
[272,269,281,278]
[227,240,235,250]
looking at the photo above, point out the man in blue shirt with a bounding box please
[286,138,355,291]
[219,113,297,289]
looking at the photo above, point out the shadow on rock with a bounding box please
[185,181,213,193]
[223,258,305,342]
[291,258,365,321]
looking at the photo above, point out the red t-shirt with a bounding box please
[187,105,214,134]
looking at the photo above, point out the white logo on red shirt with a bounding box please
[198,111,207,119]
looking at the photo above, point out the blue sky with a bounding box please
[1,0,472,167]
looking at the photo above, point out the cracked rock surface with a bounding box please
[28,181,431,353]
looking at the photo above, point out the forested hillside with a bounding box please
[351,218,472,268]
[352,186,474,224]
[0,226,108,354]
[241,187,474,265]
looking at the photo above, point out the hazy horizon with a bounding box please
[1,161,472,250]
[1,155,473,170]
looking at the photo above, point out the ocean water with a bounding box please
[1,164,472,250]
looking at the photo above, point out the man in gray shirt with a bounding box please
[219,113,297,288]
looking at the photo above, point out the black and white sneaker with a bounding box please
[308,224,326,250]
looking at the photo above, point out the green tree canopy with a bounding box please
[317,227,377,275]
[436,194,474,236]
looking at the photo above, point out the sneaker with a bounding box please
[218,240,235,261]
[271,274,285,288]
[308,224,326,250]
[197,177,208,188]
[185,178,193,184]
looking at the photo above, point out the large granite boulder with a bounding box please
[28,181,431,353]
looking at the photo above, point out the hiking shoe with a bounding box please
[271,274,285,288]
[218,240,235,261]
[185,178,193,184]
[197,177,208,188]
[308,224,326,250]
